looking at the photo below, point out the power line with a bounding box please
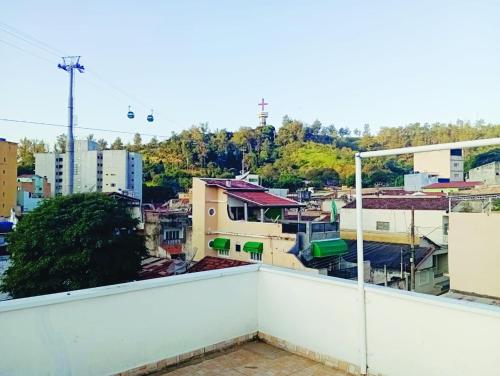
[0,38,55,64]
[0,118,170,139]
[0,21,65,56]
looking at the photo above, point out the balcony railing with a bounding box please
[0,265,499,375]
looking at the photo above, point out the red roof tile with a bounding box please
[188,256,251,273]
[202,178,266,191]
[138,258,174,280]
[226,190,305,207]
[423,181,482,189]
[343,197,449,210]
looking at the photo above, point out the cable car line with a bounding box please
[0,118,169,139]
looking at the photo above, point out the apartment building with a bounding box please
[413,148,464,181]
[0,139,17,218]
[35,140,142,200]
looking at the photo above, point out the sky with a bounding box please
[1,0,500,146]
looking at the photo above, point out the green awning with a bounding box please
[210,238,230,251]
[311,239,348,258]
[243,241,263,254]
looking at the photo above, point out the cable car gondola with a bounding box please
[127,106,135,119]
[147,110,154,123]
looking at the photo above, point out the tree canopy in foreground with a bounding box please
[1,193,146,298]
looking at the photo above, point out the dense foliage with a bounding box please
[16,117,500,202]
[1,193,146,298]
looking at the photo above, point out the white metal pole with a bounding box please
[355,153,368,374]
[359,138,500,158]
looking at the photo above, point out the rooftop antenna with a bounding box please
[58,56,84,195]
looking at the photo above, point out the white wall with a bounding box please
[2,265,500,376]
[341,208,447,245]
[0,266,259,376]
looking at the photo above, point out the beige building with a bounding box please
[448,210,500,299]
[191,178,316,271]
[414,149,463,181]
[467,161,500,186]
[0,139,17,217]
[340,197,450,246]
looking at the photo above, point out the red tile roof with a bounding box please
[202,178,266,191]
[138,257,174,280]
[188,256,251,273]
[226,190,305,207]
[423,181,482,189]
[160,243,183,255]
[343,197,449,210]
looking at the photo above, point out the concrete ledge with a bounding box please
[115,332,259,376]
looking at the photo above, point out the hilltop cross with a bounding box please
[258,98,268,112]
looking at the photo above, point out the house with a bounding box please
[422,181,482,194]
[413,148,464,181]
[467,161,500,186]
[0,139,17,218]
[340,197,449,246]
[192,177,314,270]
[143,198,192,259]
[404,172,440,191]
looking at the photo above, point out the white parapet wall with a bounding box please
[1,264,500,375]
[0,265,260,376]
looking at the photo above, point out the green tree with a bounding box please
[17,138,47,174]
[54,133,67,153]
[111,137,124,150]
[97,138,108,150]
[1,193,146,298]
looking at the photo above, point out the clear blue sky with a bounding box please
[1,0,500,146]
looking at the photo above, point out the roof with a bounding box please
[139,256,250,280]
[343,197,449,210]
[343,241,434,270]
[160,243,183,255]
[202,178,266,191]
[226,190,305,207]
[423,181,482,189]
[188,256,250,273]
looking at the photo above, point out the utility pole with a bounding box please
[410,207,416,291]
[58,56,84,195]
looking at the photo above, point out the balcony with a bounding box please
[0,265,499,375]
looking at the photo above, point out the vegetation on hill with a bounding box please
[1,193,146,298]
[15,117,500,202]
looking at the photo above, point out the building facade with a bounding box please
[467,161,500,186]
[448,205,500,299]
[0,139,17,218]
[191,178,316,271]
[413,149,464,181]
[340,197,449,246]
[35,140,142,200]
[16,174,51,213]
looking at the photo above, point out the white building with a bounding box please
[404,172,439,191]
[35,140,142,200]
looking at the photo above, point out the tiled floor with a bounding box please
[159,341,347,376]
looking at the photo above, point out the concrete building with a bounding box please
[422,181,482,194]
[0,139,17,218]
[192,178,313,270]
[404,172,439,191]
[143,198,193,259]
[467,161,500,185]
[340,197,450,247]
[448,197,500,299]
[35,140,142,200]
[413,149,464,181]
[16,174,51,213]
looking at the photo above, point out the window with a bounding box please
[218,249,229,257]
[111,183,116,187]
[376,221,390,231]
[250,252,262,261]
[235,243,241,252]
[208,208,216,216]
